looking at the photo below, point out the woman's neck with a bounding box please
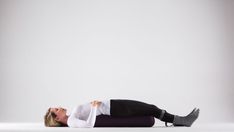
[60,115,69,126]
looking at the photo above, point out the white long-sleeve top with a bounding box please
[67,100,110,128]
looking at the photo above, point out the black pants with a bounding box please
[110,99,174,123]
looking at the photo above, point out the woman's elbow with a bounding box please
[69,124,94,128]
[85,124,94,128]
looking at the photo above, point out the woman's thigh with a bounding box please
[110,99,159,117]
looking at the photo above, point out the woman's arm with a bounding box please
[67,101,101,128]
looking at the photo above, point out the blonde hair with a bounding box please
[44,108,63,127]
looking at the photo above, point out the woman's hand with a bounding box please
[90,100,101,107]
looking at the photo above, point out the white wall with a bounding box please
[0,0,233,124]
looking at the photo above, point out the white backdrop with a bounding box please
[0,0,233,124]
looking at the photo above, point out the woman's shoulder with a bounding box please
[70,105,82,115]
[72,102,90,112]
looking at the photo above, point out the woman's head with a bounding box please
[44,107,68,127]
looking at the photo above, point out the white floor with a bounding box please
[0,123,234,132]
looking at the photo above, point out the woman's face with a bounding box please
[50,107,67,121]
